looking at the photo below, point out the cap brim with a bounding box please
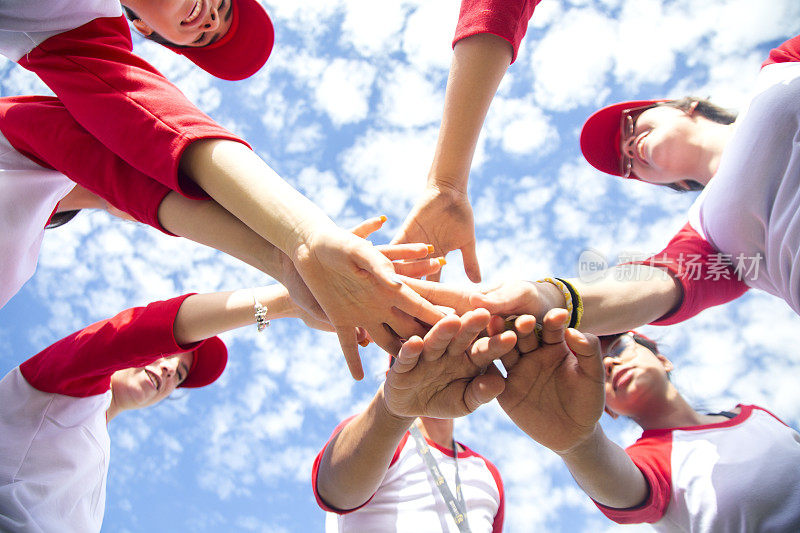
[579,99,663,178]
[165,0,274,81]
[180,336,228,388]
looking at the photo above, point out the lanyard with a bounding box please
[409,424,472,533]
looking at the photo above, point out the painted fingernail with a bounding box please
[427,245,435,254]
[437,257,447,266]
[379,215,387,223]
[358,339,371,347]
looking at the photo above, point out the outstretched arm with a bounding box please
[401,265,682,335]
[315,310,515,511]
[494,310,648,508]
[172,284,329,345]
[392,33,512,282]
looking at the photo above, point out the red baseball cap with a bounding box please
[180,336,228,388]
[164,0,275,81]
[579,99,664,179]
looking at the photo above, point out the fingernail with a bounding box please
[427,245,435,254]
[358,339,371,347]
[437,257,447,266]
[379,215,387,223]
[390,274,404,285]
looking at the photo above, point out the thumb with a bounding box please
[565,329,604,382]
[461,241,481,283]
[463,374,506,412]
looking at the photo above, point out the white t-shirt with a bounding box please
[0,368,111,533]
[0,0,121,61]
[689,61,800,314]
[596,405,800,531]
[0,129,74,309]
[314,421,504,533]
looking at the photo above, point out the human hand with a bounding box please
[291,226,445,380]
[491,309,605,454]
[382,309,515,419]
[392,185,479,282]
[279,216,443,328]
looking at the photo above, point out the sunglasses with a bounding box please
[619,104,657,177]
[603,332,637,359]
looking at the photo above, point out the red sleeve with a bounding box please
[311,415,408,514]
[762,34,800,68]
[0,95,172,234]
[453,0,541,63]
[480,455,504,533]
[19,293,205,397]
[594,432,673,524]
[17,16,250,198]
[630,222,748,325]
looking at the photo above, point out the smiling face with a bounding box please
[110,352,194,412]
[620,105,706,189]
[602,334,673,418]
[128,0,234,47]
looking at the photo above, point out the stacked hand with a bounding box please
[383,308,516,419]
[489,309,605,454]
[392,184,480,282]
[290,219,447,380]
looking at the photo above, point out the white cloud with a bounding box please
[531,7,616,111]
[378,63,443,128]
[313,58,376,126]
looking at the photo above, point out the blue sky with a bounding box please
[2,0,800,531]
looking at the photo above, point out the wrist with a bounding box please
[377,384,417,427]
[425,176,469,198]
[532,279,567,318]
[555,423,604,460]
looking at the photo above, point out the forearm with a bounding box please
[558,425,649,509]
[429,33,512,192]
[316,386,415,510]
[173,285,300,345]
[571,266,681,335]
[157,192,289,280]
[525,266,680,335]
[180,139,338,255]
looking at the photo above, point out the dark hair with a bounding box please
[654,97,737,193]
[122,7,189,48]
[45,209,81,230]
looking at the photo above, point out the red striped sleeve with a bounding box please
[19,294,204,397]
[594,431,673,524]
[0,95,172,233]
[18,16,249,198]
[630,222,748,325]
[762,35,800,68]
[453,0,541,63]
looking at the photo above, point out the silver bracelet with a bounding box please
[253,293,270,332]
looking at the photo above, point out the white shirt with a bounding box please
[0,0,121,61]
[689,61,800,314]
[317,430,503,533]
[597,405,800,532]
[0,129,74,310]
[0,368,111,533]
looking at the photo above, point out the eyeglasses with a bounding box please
[619,104,657,177]
[603,332,637,359]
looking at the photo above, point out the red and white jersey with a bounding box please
[0,95,175,310]
[312,418,504,533]
[0,294,213,532]
[0,122,74,309]
[595,405,800,531]
[635,35,800,324]
[0,0,248,197]
[0,0,120,61]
